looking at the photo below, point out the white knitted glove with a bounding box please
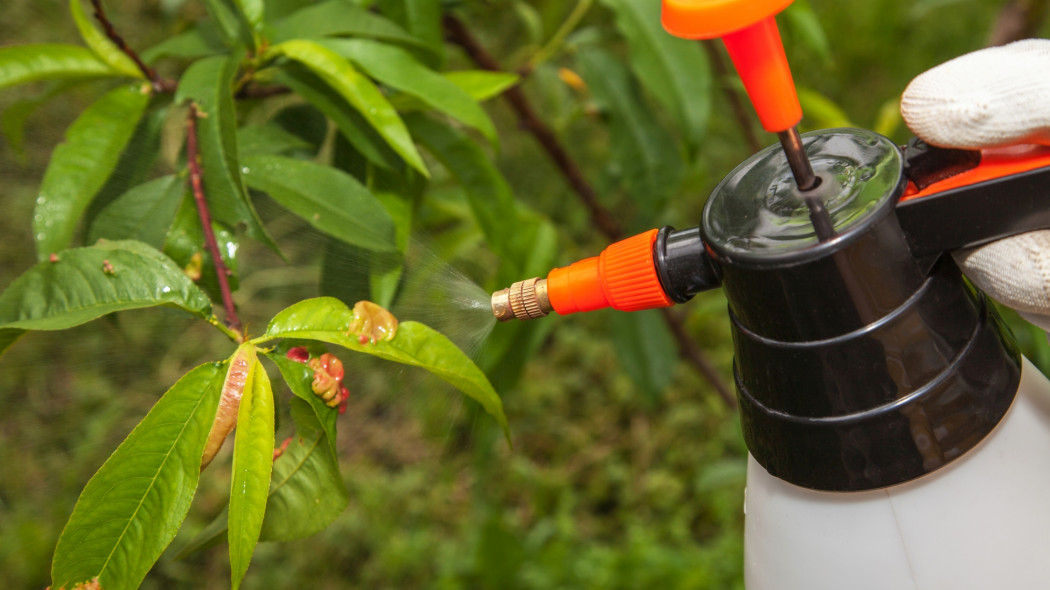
[901,39,1050,330]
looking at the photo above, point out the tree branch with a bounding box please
[90,0,177,93]
[443,15,736,408]
[986,0,1050,46]
[187,105,242,333]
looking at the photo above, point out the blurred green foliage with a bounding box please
[2,0,1049,588]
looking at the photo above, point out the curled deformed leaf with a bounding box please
[348,300,398,343]
[202,343,258,469]
[262,297,509,441]
[229,359,274,589]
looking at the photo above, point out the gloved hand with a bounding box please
[901,39,1050,329]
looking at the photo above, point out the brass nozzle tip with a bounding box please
[491,277,551,321]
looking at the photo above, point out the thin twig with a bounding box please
[659,308,736,407]
[443,15,736,408]
[524,0,595,75]
[701,41,762,154]
[986,0,1050,46]
[187,105,242,333]
[90,0,177,93]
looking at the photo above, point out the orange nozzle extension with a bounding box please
[548,229,673,315]
[661,0,802,133]
[490,229,673,322]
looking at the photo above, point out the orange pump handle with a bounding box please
[902,146,1050,202]
[547,229,673,315]
[661,0,802,133]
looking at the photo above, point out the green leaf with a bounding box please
[176,55,279,253]
[241,155,397,252]
[873,96,903,139]
[201,0,254,47]
[408,115,556,278]
[84,104,167,225]
[0,240,213,331]
[783,0,831,64]
[0,329,26,358]
[576,48,682,214]
[171,389,344,555]
[33,85,150,259]
[271,104,329,153]
[368,191,412,307]
[610,309,677,403]
[406,116,518,262]
[2,80,83,162]
[270,0,428,50]
[322,39,497,143]
[260,397,348,541]
[50,362,225,590]
[237,123,313,157]
[275,66,403,171]
[235,0,265,29]
[797,86,854,129]
[87,175,186,249]
[229,359,274,589]
[444,70,520,102]
[141,24,228,63]
[163,192,241,303]
[266,40,428,176]
[262,297,510,441]
[598,0,711,149]
[377,0,445,67]
[70,0,143,78]
[0,44,116,90]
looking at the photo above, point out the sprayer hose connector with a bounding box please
[492,277,551,322]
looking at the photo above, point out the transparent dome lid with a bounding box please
[702,129,903,258]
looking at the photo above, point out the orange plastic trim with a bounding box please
[722,16,802,132]
[661,0,794,39]
[547,229,673,316]
[901,145,1050,202]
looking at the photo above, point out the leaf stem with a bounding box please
[210,316,245,343]
[524,0,594,74]
[443,15,736,409]
[90,0,177,93]
[187,104,243,334]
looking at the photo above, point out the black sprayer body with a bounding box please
[700,129,1020,491]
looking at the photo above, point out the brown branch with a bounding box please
[659,308,736,407]
[90,0,177,93]
[701,41,762,154]
[187,105,242,332]
[443,15,736,408]
[986,0,1050,46]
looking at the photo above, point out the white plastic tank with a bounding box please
[744,356,1050,589]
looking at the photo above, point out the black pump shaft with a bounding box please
[778,127,835,241]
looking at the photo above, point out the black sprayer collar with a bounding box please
[654,129,1022,491]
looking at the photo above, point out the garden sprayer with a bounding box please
[490,1,1050,587]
